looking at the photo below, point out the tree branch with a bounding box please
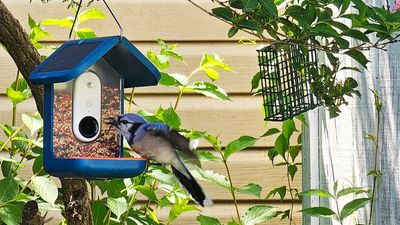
[0,1,92,224]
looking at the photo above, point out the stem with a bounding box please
[369,107,381,225]
[0,124,25,152]
[285,150,295,225]
[127,88,135,113]
[174,68,200,110]
[144,179,159,215]
[174,90,183,111]
[218,150,241,225]
[90,180,96,202]
[120,189,139,224]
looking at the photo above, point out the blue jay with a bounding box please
[105,113,213,207]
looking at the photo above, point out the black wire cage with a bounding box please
[257,44,320,121]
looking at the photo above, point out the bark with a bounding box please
[0,1,93,224]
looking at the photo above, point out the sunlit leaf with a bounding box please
[107,197,128,220]
[242,205,277,225]
[78,8,106,24]
[185,82,230,101]
[31,176,58,205]
[224,136,258,159]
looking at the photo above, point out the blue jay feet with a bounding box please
[105,113,213,207]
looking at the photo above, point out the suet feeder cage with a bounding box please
[257,44,320,121]
[29,36,160,179]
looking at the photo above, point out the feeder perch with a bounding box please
[29,36,160,179]
[257,44,319,121]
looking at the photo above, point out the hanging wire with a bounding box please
[102,0,123,38]
[68,0,83,40]
[68,0,123,40]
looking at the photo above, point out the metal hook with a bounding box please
[102,0,124,39]
[68,0,83,40]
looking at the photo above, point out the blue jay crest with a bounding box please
[29,36,160,179]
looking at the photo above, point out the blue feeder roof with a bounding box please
[30,36,160,88]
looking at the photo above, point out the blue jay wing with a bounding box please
[144,124,201,167]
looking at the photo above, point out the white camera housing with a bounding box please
[72,71,102,142]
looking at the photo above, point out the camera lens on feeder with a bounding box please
[79,116,99,139]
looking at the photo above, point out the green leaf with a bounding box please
[228,27,239,38]
[135,185,158,202]
[227,220,240,225]
[237,183,262,198]
[198,151,223,162]
[301,207,338,220]
[241,0,258,12]
[76,27,97,39]
[162,107,181,129]
[337,187,368,198]
[298,189,335,198]
[0,177,19,203]
[274,134,288,157]
[191,168,230,190]
[0,204,22,225]
[32,152,46,176]
[260,0,278,16]
[4,125,28,152]
[1,161,19,177]
[31,176,58,205]
[224,136,258,159]
[282,119,296,140]
[340,198,370,220]
[147,167,175,185]
[78,8,106,24]
[340,0,351,15]
[341,29,370,42]
[41,18,73,28]
[242,205,277,225]
[28,14,37,28]
[344,49,369,68]
[21,112,43,135]
[212,7,233,21]
[168,199,199,223]
[237,19,261,31]
[200,53,233,72]
[289,146,300,162]
[251,71,262,92]
[261,128,280,137]
[197,214,222,225]
[288,164,297,181]
[107,197,128,220]
[159,72,183,87]
[266,186,286,200]
[185,82,230,100]
[204,68,220,81]
[6,88,26,105]
[107,179,127,198]
[311,24,339,37]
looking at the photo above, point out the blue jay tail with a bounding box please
[171,167,213,207]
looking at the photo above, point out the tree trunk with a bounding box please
[0,1,93,224]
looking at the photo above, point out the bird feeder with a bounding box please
[257,44,320,121]
[29,36,160,179]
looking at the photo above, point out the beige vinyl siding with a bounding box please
[1,0,301,224]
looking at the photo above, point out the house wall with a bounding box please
[0,0,301,224]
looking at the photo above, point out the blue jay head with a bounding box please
[104,113,146,142]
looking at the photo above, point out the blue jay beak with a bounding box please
[104,117,118,126]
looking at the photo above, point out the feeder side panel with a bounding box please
[52,59,122,158]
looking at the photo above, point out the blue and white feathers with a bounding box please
[105,113,213,207]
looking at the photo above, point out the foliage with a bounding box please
[203,0,400,117]
[0,7,282,225]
